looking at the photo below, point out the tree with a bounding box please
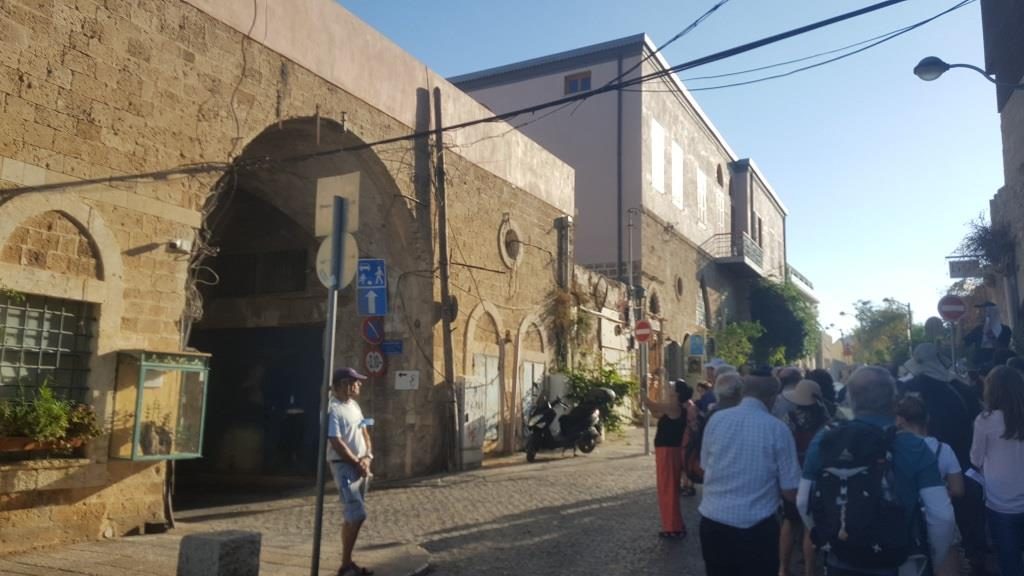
[849,299,925,368]
[749,280,819,364]
[713,321,764,367]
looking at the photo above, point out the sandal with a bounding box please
[658,531,687,539]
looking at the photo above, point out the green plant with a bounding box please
[565,365,638,432]
[0,382,102,447]
[750,280,819,364]
[956,215,1016,275]
[713,321,765,367]
[66,404,102,441]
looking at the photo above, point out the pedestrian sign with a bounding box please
[357,259,388,317]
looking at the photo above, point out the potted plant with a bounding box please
[0,383,102,454]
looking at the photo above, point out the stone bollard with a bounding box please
[177,530,262,576]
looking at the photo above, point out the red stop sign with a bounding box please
[937,295,967,322]
[635,319,653,343]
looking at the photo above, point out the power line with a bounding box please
[685,0,974,92]
[4,0,913,195]
[595,0,734,94]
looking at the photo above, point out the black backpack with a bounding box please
[809,422,918,570]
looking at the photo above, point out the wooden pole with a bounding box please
[433,88,459,471]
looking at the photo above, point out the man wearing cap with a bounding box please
[327,367,374,576]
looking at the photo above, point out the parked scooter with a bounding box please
[525,387,616,462]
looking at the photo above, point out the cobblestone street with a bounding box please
[1,428,707,576]
[181,427,706,576]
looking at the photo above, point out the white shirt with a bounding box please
[923,436,961,479]
[327,396,367,462]
[971,410,1024,514]
[699,397,802,528]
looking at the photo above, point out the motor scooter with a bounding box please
[524,387,615,462]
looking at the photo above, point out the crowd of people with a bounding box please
[648,345,1024,576]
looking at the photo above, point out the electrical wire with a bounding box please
[3,0,913,198]
[685,0,974,92]
[571,0,734,115]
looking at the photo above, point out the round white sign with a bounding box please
[316,234,358,289]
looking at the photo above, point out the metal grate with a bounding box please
[0,295,95,402]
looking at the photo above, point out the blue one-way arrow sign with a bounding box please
[357,259,388,317]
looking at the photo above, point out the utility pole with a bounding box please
[626,208,649,455]
[433,87,459,472]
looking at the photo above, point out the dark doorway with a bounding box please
[188,326,322,475]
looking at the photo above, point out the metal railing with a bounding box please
[702,233,764,269]
[786,264,815,290]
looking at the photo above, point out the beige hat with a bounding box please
[783,379,822,407]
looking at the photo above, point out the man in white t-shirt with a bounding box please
[327,367,374,576]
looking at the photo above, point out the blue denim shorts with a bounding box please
[329,461,368,523]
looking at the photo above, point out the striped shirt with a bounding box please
[698,397,801,528]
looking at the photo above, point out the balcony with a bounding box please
[702,233,764,277]
[786,264,818,303]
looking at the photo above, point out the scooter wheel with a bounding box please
[577,436,597,454]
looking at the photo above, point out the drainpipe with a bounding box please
[616,55,624,282]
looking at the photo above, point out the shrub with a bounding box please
[565,366,638,432]
[0,383,102,447]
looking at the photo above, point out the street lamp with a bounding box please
[913,56,1024,89]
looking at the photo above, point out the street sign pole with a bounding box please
[311,197,346,576]
[634,288,650,456]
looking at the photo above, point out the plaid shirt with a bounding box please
[698,397,801,528]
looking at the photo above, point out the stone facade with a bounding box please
[454,35,794,379]
[0,0,572,554]
[982,0,1024,331]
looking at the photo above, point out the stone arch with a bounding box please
[515,312,549,358]
[463,301,506,374]
[0,194,125,355]
[0,194,124,286]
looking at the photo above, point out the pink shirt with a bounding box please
[971,410,1024,514]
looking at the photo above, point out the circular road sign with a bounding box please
[635,319,653,344]
[364,349,386,376]
[315,233,358,290]
[361,317,384,346]
[937,294,967,322]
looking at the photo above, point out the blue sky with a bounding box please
[339,0,1002,337]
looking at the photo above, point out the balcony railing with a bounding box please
[702,233,764,269]
[786,264,815,290]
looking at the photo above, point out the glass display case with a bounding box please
[110,351,209,460]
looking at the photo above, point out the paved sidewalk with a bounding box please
[1,428,707,576]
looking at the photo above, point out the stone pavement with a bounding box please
[1,428,708,576]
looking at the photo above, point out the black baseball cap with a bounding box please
[332,367,368,383]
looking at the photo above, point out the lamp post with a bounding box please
[913,56,1024,89]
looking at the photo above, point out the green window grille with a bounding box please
[0,294,95,402]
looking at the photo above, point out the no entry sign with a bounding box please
[937,294,967,322]
[635,319,653,343]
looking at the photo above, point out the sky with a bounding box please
[338,0,1003,339]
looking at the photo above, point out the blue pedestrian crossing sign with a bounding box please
[357,259,388,317]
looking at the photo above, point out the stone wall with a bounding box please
[0,0,570,553]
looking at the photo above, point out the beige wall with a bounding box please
[0,0,570,553]
[180,0,574,216]
[640,60,735,248]
[461,55,644,270]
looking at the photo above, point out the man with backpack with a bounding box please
[797,366,956,575]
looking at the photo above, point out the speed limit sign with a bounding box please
[364,348,386,376]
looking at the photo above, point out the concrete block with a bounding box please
[177,530,261,576]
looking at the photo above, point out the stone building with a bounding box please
[982,0,1024,332]
[0,0,573,553]
[452,35,815,378]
